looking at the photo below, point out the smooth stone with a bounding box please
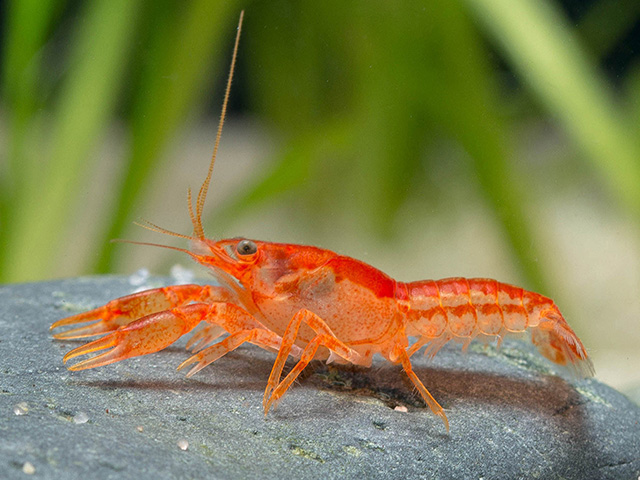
[1,276,638,479]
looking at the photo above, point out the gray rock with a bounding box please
[1,276,638,480]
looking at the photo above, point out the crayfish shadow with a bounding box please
[72,349,285,392]
[70,346,588,432]
[271,360,589,431]
[411,364,586,414]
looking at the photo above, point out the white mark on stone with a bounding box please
[13,402,29,416]
[73,412,89,424]
[177,439,189,451]
[22,462,35,475]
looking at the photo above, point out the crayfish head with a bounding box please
[189,237,262,286]
[189,238,336,302]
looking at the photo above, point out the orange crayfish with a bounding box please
[51,12,594,431]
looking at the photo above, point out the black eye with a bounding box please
[236,239,257,256]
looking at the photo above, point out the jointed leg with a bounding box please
[406,335,430,357]
[176,302,303,376]
[263,309,362,413]
[185,324,226,352]
[394,345,449,431]
[178,327,291,377]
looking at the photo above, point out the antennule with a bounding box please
[134,218,194,240]
[193,10,245,239]
[111,238,194,257]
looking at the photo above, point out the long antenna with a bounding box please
[192,10,244,239]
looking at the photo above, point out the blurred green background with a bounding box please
[1,0,639,394]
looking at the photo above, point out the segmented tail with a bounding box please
[530,306,595,378]
[403,278,594,378]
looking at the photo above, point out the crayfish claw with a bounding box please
[185,362,208,378]
[50,309,98,330]
[176,355,199,374]
[63,334,123,371]
[180,331,251,377]
[185,325,225,353]
[51,321,109,340]
[51,309,102,339]
[51,306,128,339]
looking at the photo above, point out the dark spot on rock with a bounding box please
[372,420,386,430]
[358,439,386,452]
[288,444,324,463]
[98,459,126,471]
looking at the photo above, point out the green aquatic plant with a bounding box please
[1,0,639,298]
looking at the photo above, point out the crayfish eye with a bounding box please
[236,239,257,256]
